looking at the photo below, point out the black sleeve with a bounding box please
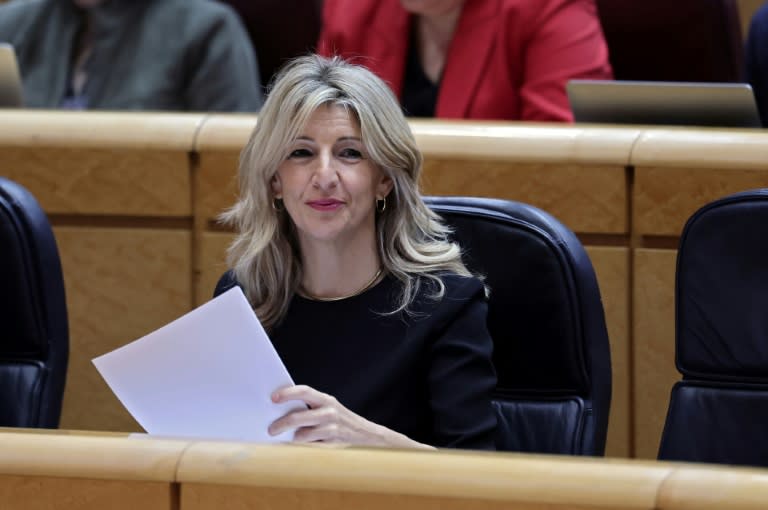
[213,270,239,298]
[427,276,498,450]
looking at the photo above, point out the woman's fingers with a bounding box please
[271,384,335,409]
[268,405,338,436]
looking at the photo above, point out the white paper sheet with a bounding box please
[92,287,305,443]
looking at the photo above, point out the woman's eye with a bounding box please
[288,148,312,159]
[339,148,363,159]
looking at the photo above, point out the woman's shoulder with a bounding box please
[412,272,486,313]
[213,270,241,298]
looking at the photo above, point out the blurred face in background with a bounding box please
[398,0,464,16]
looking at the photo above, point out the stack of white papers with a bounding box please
[93,287,305,442]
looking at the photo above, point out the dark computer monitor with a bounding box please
[567,80,762,128]
[0,43,23,108]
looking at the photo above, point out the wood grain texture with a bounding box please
[658,466,768,510]
[177,443,670,508]
[633,166,768,237]
[411,120,639,164]
[0,476,174,510]
[421,162,627,234]
[630,129,768,171]
[0,432,188,481]
[1,148,191,216]
[586,247,630,458]
[632,249,679,459]
[182,485,647,510]
[0,110,203,149]
[196,231,237,306]
[54,226,192,433]
[197,152,240,223]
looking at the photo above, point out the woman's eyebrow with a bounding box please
[336,136,362,142]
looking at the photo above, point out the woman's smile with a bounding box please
[306,198,345,211]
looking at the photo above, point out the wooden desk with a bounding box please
[4,430,768,510]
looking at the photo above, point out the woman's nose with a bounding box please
[312,153,339,189]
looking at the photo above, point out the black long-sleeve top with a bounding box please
[215,272,497,450]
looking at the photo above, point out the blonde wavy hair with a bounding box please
[221,54,474,331]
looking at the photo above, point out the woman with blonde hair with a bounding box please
[215,54,496,450]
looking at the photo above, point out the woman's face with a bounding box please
[271,104,393,249]
[398,0,464,16]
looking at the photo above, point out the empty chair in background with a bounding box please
[658,189,768,467]
[0,176,69,428]
[596,0,743,82]
[0,0,262,111]
[424,197,612,455]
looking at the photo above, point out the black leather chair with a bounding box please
[658,189,768,467]
[424,196,612,455]
[0,176,68,428]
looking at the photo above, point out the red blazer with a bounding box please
[318,0,613,121]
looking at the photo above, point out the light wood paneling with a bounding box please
[587,247,630,458]
[0,432,188,480]
[54,227,192,433]
[1,148,191,216]
[182,485,641,510]
[0,431,186,510]
[0,476,173,510]
[197,231,236,305]
[634,167,768,237]
[0,111,203,150]
[422,162,627,234]
[632,249,679,459]
[177,443,670,509]
[658,465,768,510]
[197,152,240,222]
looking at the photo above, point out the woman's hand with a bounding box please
[269,385,434,449]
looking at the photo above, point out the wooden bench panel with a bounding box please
[632,248,678,459]
[54,226,192,433]
[587,246,630,458]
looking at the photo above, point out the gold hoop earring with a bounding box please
[376,197,386,213]
[272,197,284,211]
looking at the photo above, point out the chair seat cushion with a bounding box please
[0,361,44,427]
[658,382,768,467]
[493,397,586,454]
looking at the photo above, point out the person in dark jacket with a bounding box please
[0,0,262,111]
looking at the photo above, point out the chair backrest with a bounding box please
[424,196,611,456]
[217,0,322,89]
[658,189,768,467]
[596,0,744,82]
[0,176,68,428]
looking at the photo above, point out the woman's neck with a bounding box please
[414,6,463,84]
[299,237,382,300]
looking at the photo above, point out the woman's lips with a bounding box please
[307,199,344,211]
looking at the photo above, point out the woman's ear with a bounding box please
[270,173,282,197]
[377,174,394,199]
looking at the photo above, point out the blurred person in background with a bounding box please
[317,0,612,122]
[0,0,262,111]
[745,1,768,127]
